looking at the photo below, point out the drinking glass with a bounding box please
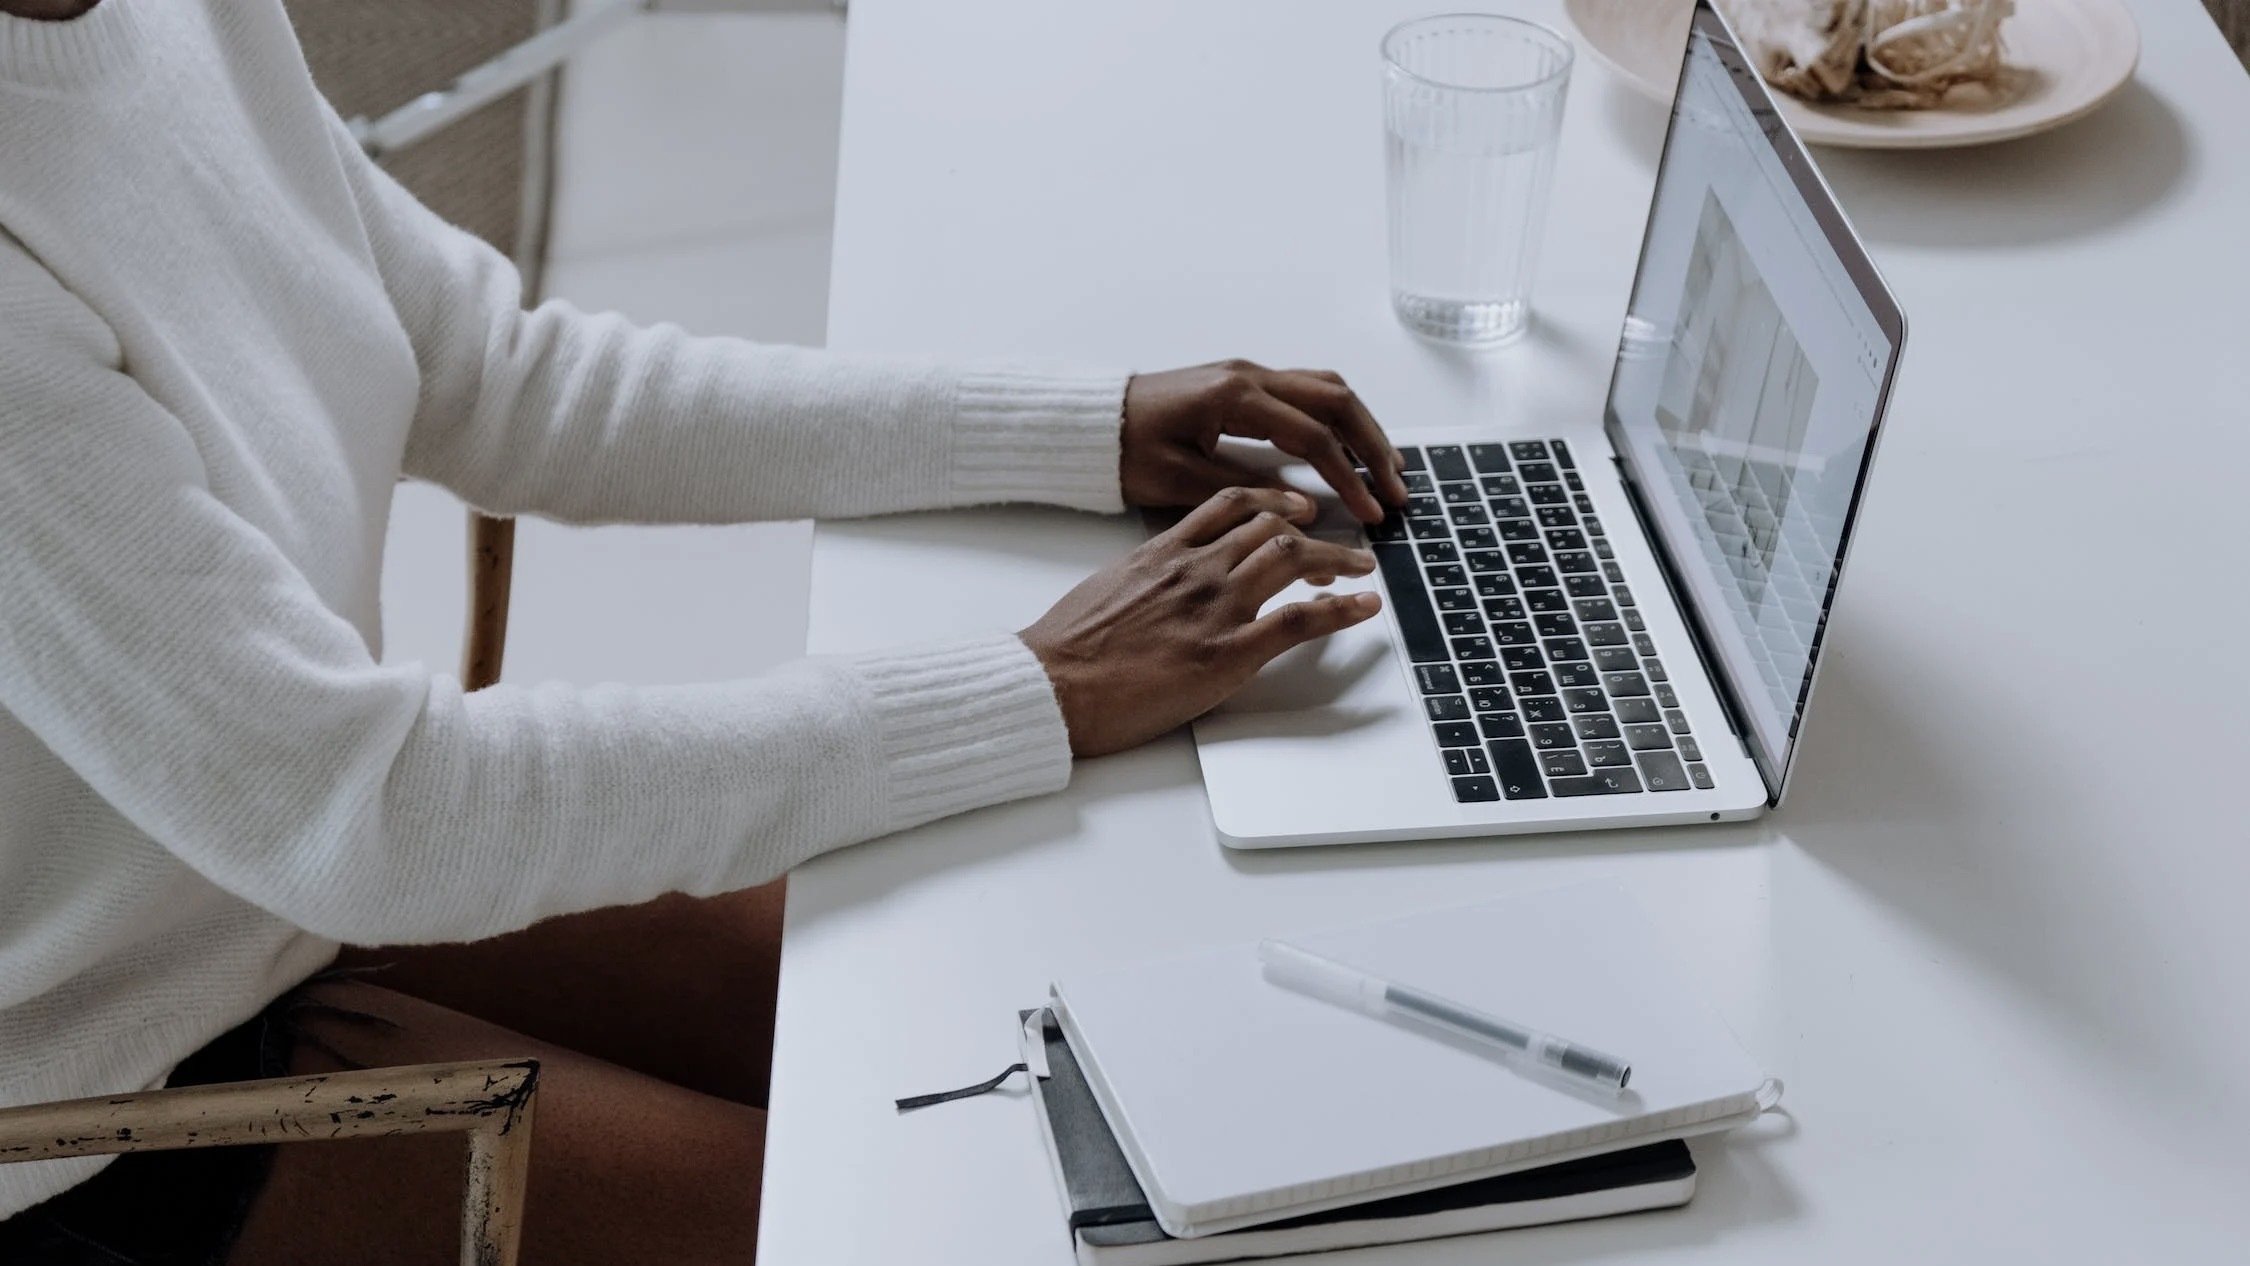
[1383,14,1574,345]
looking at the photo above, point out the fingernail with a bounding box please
[1354,549,1376,569]
[1352,591,1381,612]
[1286,492,1314,515]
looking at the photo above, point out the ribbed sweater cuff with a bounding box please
[846,634,1074,833]
[953,367,1129,514]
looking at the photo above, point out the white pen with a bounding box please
[1258,939,1633,1091]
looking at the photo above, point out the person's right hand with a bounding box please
[1019,487,1384,758]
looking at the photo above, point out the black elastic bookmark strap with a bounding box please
[895,1062,1028,1112]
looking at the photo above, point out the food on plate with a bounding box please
[1717,0,2022,108]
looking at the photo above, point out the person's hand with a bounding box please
[1021,487,1384,758]
[1120,361,1410,524]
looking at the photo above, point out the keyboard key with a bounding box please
[1554,550,1598,574]
[1635,750,1689,791]
[1508,440,1549,461]
[1446,504,1489,527]
[1508,670,1555,696]
[1399,447,1427,472]
[1518,565,1558,590]
[1584,622,1629,647]
[1623,607,1647,632]
[1493,621,1536,647]
[1654,682,1680,708]
[1460,660,1503,687]
[1545,528,1587,551]
[1469,443,1514,473]
[1645,658,1667,682]
[1553,661,1598,688]
[1518,461,1559,484]
[1409,517,1451,540]
[1434,721,1480,747]
[1543,636,1588,662]
[1499,644,1545,671]
[1604,561,1627,583]
[1529,721,1576,748]
[1425,695,1471,722]
[1541,749,1589,778]
[1552,769,1643,796]
[1444,748,1490,776]
[1677,736,1702,761]
[1428,446,1472,481]
[1491,496,1532,520]
[1403,471,1435,493]
[1474,574,1516,598]
[1406,495,1442,518]
[1535,612,1577,638]
[1458,526,1499,550]
[1602,672,1651,697]
[1575,494,1596,514]
[1549,438,1575,468]
[1616,698,1662,725]
[1506,542,1548,567]
[1442,610,1484,636]
[1468,687,1512,712]
[1584,515,1603,534]
[1573,714,1622,740]
[1466,550,1509,574]
[1425,563,1467,587]
[1414,664,1460,694]
[1528,484,1569,506]
[1373,544,1448,663]
[1451,635,1494,661]
[1592,646,1638,672]
[1525,588,1568,614]
[1488,740,1546,799]
[1614,586,1636,606]
[1565,471,1585,492]
[1563,687,1608,713]
[1418,541,1459,564]
[1523,698,1568,724]
[1689,762,1715,789]
[1478,712,1526,740]
[1538,506,1578,529]
[1565,573,1605,597]
[1435,587,1476,612]
[1451,775,1500,802]
[1500,519,1541,542]
[1483,596,1526,621]
[1625,723,1673,751]
[1439,481,1480,505]
[1479,474,1520,498]
[1369,515,1408,542]
[1593,538,1614,560]
[1665,709,1692,734]
[1584,740,1632,768]
[1633,633,1659,656]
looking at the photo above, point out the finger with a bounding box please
[1225,393,1387,524]
[1231,534,1377,607]
[1238,591,1384,662]
[1164,485,1317,546]
[1267,370,1409,510]
[1159,453,1314,521]
[1209,506,1310,567]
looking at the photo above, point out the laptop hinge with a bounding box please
[1608,455,1775,798]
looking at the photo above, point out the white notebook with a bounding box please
[1048,881,1775,1239]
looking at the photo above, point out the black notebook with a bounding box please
[1020,1010,1698,1266]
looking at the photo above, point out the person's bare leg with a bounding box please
[331,878,787,1107]
[227,979,765,1266]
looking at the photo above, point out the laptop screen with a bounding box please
[1603,3,1904,800]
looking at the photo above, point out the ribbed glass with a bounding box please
[1382,14,1574,345]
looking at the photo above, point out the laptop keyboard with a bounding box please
[1368,440,1713,804]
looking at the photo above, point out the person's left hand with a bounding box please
[1120,360,1410,524]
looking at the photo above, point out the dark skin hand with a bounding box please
[1118,360,1411,524]
[1022,486,1384,757]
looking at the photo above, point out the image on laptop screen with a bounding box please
[1604,8,1902,797]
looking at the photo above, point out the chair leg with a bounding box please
[464,513,517,692]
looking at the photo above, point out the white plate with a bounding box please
[1565,0,2141,149]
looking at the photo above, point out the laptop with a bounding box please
[1193,0,1906,848]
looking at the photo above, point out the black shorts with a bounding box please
[0,972,376,1266]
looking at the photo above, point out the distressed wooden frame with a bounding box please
[0,1058,540,1266]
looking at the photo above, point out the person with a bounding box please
[0,0,1404,1260]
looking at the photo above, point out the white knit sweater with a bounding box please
[0,0,1127,1217]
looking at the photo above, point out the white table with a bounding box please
[759,2,2250,1261]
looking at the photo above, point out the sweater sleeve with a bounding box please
[325,113,1127,524]
[0,262,1074,947]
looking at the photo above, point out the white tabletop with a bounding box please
[759,2,2250,1261]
